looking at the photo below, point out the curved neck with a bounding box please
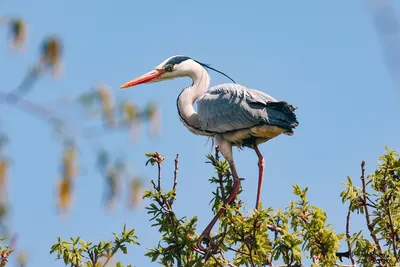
[177,63,210,129]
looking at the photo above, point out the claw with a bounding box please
[197,233,215,252]
[196,162,241,256]
[197,232,223,264]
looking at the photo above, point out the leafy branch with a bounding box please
[46,147,400,267]
[50,224,139,267]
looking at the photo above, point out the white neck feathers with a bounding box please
[176,60,210,130]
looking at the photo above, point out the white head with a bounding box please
[120,55,235,89]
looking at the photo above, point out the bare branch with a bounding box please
[157,159,162,191]
[0,91,62,124]
[267,224,282,233]
[170,154,179,206]
[360,161,383,254]
[173,154,179,192]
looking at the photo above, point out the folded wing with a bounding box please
[197,83,298,134]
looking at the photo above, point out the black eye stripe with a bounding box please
[165,56,191,66]
[161,55,236,83]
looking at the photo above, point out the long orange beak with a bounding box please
[120,69,164,89]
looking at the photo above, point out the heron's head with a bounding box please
[120,55,199,89]
[120,55,235,89]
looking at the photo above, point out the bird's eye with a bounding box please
[165,64,174,72]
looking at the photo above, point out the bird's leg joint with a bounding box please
[257,157,265,168]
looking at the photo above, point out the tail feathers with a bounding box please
[265,101,299,134]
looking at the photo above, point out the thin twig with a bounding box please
[345,205,355,265]
[244,242,256,267]
[226,247,251,257]
[219,253,238,267]
[0,91,102,153]
[168,154,179,207]
[386,202,398,260]
[0,91,62,123]
[157,160,162,191]
[267,224,283,233]
[100,243,120,267]
[269,217,282,264]
[215,145,227,202]
[360,161,383,254]
[275,265,304,267]
[210,254,225,267]
[173,154,179,192]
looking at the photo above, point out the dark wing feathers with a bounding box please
[197,83,298,134]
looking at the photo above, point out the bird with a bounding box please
[119,55,299,251]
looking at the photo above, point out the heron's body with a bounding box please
[120,55,298,252]
[172,58,298,163]
[178,82,297,148]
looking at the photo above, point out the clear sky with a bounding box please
[1,1,400,266]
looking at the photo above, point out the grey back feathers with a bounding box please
[197,83,298,134]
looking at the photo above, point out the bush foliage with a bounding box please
[2,147,393,266]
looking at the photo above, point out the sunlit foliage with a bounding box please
[49,148,400,267]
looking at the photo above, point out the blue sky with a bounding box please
[1,1,400,266]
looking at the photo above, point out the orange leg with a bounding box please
[197,163,241,251]
[254,146,264,210]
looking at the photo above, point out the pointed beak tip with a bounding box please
[119,81,135,89]
[119,70,162,90]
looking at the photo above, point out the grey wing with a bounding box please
[197,83,298,133]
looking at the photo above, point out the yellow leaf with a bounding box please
[0,160,7,186]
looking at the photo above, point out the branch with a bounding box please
[274,264,304,267]
[360,161,383,254]
[173,154,179,192]
[267,224,282,233]
[387,207,398,260]
[100,240,122,267]
[214,145,227,202]
[0,90,101,153]
[210,254,225,267]
[219,253,238,267]
[345,205,355,265]
[157,154,162,191]
[0,91,62,124]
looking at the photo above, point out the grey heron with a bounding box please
[120,55,298,251]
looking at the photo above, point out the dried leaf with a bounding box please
[57,178,72,212]
[39,36,63,76]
